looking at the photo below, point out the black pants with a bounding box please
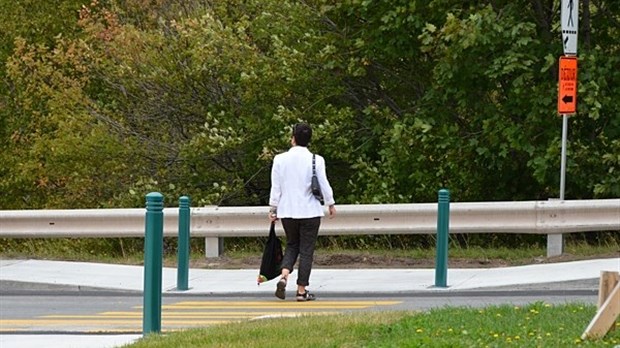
[280,217,321,287]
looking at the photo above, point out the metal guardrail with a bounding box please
[1,199,618,257]
[1,199,618,237]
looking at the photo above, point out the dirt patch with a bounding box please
[188,251,619,270]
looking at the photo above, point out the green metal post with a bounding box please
[177,196,190,291]
[435,189,450,288]
[143,192,163,335]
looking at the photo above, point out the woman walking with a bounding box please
[268,123,336,301]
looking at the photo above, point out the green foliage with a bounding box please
[3,35,136,208]
[1,0,619,212]
[0,0,92,209]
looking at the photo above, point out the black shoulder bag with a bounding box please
[311,154,324,204]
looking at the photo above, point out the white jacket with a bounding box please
[269,146,335,218]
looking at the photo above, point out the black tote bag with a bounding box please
[257,222,283,284]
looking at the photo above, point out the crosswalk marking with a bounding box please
[41,311,340,318]
[162,304,378,309]
[155,300,401,310]
[0,299,401,333]
[103,311,341,316]
[0,319,231,325]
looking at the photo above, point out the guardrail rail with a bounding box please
[1,199,618,257]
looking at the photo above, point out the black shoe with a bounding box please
[296,291,316,302]
[275,278,286,300]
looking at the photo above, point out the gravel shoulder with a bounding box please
[189,251,620,270]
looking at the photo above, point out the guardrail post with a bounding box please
[435,189,450,288]
[205,237,224,258]
[177,196,190,291]
[143,192,163,336]
[546,198,564,257]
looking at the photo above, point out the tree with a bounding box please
[2,0,618,212]
[313,0,620,201]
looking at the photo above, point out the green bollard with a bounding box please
[143,192,163,335]
[177,196,190,291]
[435,189,450,288]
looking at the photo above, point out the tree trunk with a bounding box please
[581,0,591,50]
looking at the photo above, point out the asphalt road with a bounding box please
[0,289,598,334]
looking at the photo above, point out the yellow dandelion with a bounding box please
[496,313,502,317]
[544,303,552,308]
[513,306,520,310]
[514,335,520,340]
[545,332,551,336]
[448,328,453,333]
[574,338,582,344]
[506,337,512,342]
[493,334,499,338]
[416,328,423,333]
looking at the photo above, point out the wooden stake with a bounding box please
[582,271,620,340]
[598,271,620,308]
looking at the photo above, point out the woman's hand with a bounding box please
[268,206,278,222]
[269,212,278,222]
[328,205,336,218]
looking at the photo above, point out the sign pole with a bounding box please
[559,115,568,201]
[549,0,579,257]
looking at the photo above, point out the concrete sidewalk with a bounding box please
[1,257,618,348]
[1,258,618,294]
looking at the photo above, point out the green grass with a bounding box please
[122,303,620,347]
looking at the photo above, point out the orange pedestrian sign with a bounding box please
[558,56,578,114]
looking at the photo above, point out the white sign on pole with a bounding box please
[561,0,579,55]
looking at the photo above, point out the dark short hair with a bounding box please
[292,123,312,147]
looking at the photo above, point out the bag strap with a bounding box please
[312,154,317,175]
